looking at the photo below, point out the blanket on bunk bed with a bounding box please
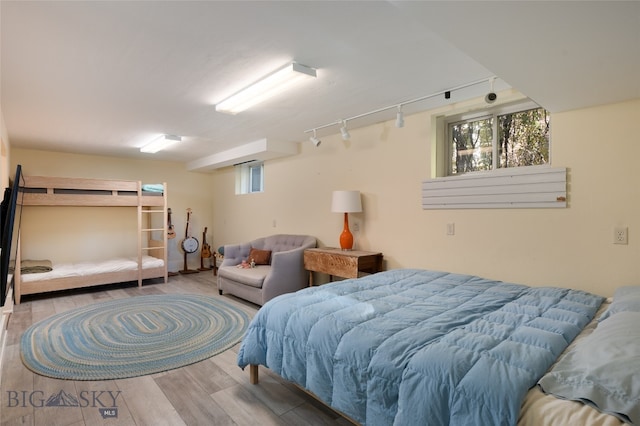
[8,259,53,274]
[237,269,604,426]
[20,259,53,274]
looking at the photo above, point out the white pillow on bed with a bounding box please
[599,286,640,322]
[538,311,640,424]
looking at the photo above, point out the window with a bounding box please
[446,102,550,176]
[235,161,264,194]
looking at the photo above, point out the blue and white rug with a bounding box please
[21,294,250,380]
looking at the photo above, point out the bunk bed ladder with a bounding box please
[138,182,169,286]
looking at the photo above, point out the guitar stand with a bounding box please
[198,256,212,271]
[179,251,199,274]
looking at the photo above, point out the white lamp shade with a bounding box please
[331,190,362,213]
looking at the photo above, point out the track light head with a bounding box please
[310,129,321,147]
[395,106,404,128]
[340,120,350,140]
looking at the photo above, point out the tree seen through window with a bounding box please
[449,107,549,175]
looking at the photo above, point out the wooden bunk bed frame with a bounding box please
[14,176,168,304]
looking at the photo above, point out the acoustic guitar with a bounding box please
[167,208,176,239]
[201,227,212,258]
[199,227,212,271]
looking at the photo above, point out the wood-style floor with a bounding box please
[0,272,352,426]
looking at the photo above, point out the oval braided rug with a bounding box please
[21,294,250,380]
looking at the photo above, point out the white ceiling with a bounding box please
[1,1,638,168]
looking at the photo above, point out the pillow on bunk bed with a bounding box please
[141,183,164,193]
[538,310,640,424]
[598,285,640,321]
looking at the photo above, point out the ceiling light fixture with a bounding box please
[303,76,497,139]
[215,62,317,114]
[310,129,321,147]
[395,105,404,128]
[140,134,182,153]
[340,121,350,140]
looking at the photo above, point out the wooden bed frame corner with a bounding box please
[250,364,259,384]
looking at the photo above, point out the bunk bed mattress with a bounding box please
[237,269,605,426]
[20,256,164,282]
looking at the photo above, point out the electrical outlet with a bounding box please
[614,227,628,245]
[447,223,455,236]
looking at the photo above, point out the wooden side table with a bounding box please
[212,253,223,276]
[303,247,383,286]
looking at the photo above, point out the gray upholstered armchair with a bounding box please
[217,234,316,305]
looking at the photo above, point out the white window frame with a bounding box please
[235,161,264,195]
[443,100,548,176]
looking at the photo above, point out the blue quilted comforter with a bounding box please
[237,269,603,425]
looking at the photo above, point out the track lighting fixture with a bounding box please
[310,129,321,147]
[485,77,497,104]
[303,76,497,141]
[395,105,404,128]
[340,121,350,140]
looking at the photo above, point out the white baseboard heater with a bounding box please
[422,166,567,209]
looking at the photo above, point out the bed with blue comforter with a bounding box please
[237,269,607,425]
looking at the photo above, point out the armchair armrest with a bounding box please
[262,244,314,302]
[269,245,304,270]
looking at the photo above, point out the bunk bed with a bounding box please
[13,176,168,304]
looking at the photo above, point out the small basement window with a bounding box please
[235,161,264,194]
[446,101,550,175]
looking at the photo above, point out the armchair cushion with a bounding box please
[219,265,270,288]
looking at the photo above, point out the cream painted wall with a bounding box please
[212,98,640,297]
[7,99,639,296]
[11,149,214,272]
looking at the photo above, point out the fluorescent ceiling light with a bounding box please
[215,62,316,114]
[140,134,181,153]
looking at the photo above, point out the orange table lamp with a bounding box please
[331,190,362,250]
